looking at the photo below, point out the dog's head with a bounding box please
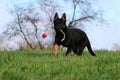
[54,12,67,31]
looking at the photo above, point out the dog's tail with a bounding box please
[87,41,96,56]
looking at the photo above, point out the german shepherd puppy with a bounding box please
[52,12,96,56]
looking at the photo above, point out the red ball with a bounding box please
[42,33,47,38]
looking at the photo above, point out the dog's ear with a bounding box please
[62,13,66,22]
[54,12,59,21]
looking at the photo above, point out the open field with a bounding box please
[0,50,120,80]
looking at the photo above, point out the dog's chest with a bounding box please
[55,33,69,47]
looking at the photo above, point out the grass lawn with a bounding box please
[0,50,119,80]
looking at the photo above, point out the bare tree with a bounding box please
[3,1,57,50]
[64,0,105,28]
[112,43,120,51]
[4,5,35,49]
[2,0,105,50]
[23,6,43,49]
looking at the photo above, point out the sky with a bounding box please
[0,0,120,50]
[92,0,120,50]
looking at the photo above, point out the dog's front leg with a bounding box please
[52,43,59,56]
[66,48,72,56]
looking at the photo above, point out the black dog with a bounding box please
[52,12,96,56]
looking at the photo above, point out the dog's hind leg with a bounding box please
[77,48,84,56]
[77,43,86,56]
[52,43,59,56]
[73,49,78,54]
[66,48,72,56]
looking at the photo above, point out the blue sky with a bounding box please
[0,0,120,50]
[93,0,120,49]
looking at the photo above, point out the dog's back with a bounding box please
[66,29,88,48]
[68,28,87,41]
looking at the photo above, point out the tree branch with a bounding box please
[68,15,94,28]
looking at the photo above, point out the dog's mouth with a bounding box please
[60,29,65,42]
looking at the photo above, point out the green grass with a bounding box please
[0,50,120,80]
